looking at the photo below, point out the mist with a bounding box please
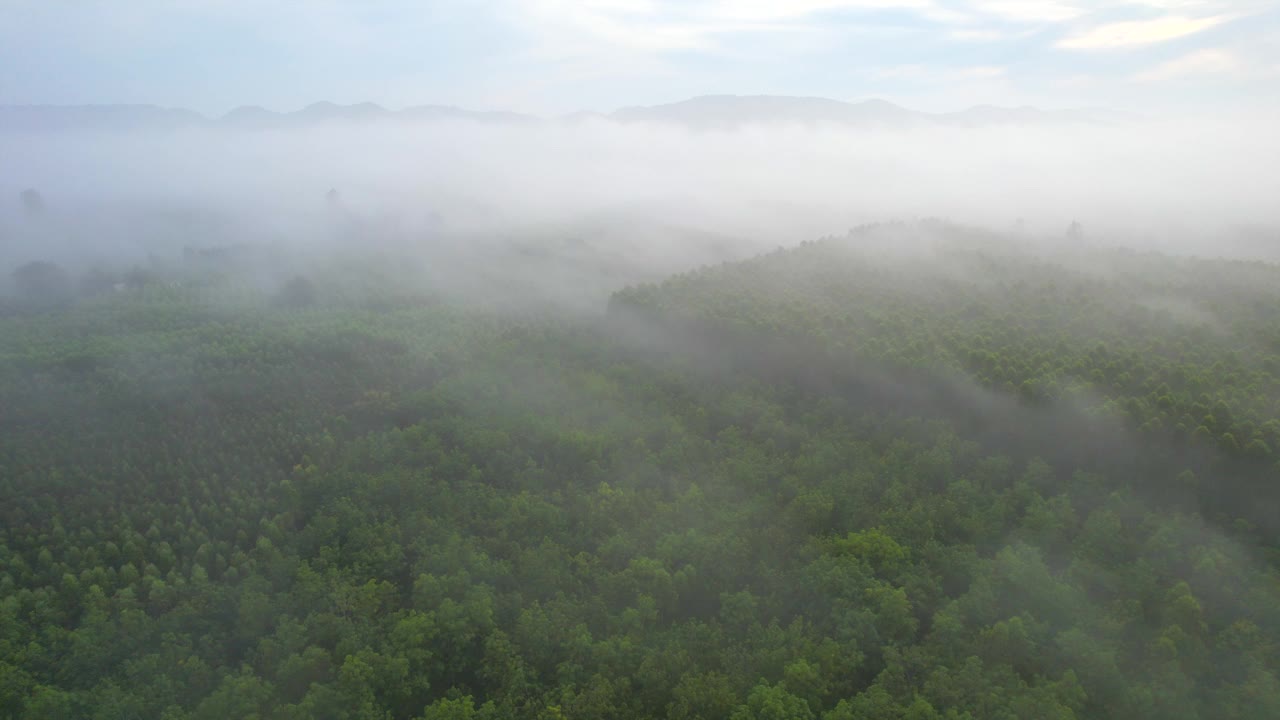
[4,109,1279,301]
[7,105,1280,718]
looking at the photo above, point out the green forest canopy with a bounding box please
[2,222,1279,719]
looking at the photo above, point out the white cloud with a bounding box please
[511,0,972,58]
[1057,73,1098,88]
[960,65,1010,77]
[873,63,1008,80]
[1057,14,1232,49]
[971,0,1081,23]
[6,0,1280,114]
[682,0,976,27]
[699,0,941,23]
[951,28,1007,40]
[1133,49,1242,81]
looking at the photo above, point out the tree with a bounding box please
[78,267,119,297]
[12,260,72,305]
[20,188,44,218]
[417,696,486,720]
[730,682,813,720]
[276,275,317,308]
[668,672,738,720]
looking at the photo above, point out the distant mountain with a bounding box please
[610,95,924,130]
[0,102,543,132]
[220,105,282,129]
[401,104,540,125]
[220,101,393,128]
[609,95,1112,130]
[558,111,611,125]
[0,104,205,132]
[0,96,1112,133]
[292,101,388,122]
[938,104,1114,127]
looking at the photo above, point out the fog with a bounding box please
[6,105,1280,718]
[3,110,1279,308]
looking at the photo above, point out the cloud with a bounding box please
[960,65,1010,77]
[951,28,1008,41]
[512,0,964,56]
[5,112,1280,284]
[1133,48,1243,80]
[697,0,946,23]
[687,0,979,28]
[1057,73,1098,88]
[875,64,1008,79]
[1057,14,1232,49]
[970,0,1082,24]
[5,0,1279,115]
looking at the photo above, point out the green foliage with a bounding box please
[3,225,1280,719]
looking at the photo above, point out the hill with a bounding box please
[0,97,1106,133]
[608,95,1109,130]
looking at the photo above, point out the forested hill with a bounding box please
[3,223,1280,719]
[613,225,1279,454]
[610,221,1280,529]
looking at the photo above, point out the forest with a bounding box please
[2,221,1279,719]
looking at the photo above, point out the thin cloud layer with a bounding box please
[2,0,1277,115]
[1133,48,1243,80]
[1057,14,1231,49]
[2,113,1278,280]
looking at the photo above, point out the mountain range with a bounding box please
[0,95,1117,133]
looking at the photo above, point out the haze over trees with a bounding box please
[3,210,1280,719]
[11,259,71,305]
[5,0,1279,708]
[0,70,1279,720]
[19,189,44,219]
[3,98,1277,282]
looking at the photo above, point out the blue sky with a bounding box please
[2,0,1276,115]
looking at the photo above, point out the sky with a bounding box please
[2,0,1277,116]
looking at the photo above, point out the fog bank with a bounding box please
[2,111,1278,284]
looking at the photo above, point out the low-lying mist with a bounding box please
[3,110,1278,309]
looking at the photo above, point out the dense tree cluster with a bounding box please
[2,223,1279,718]
[612,223,1280,529]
